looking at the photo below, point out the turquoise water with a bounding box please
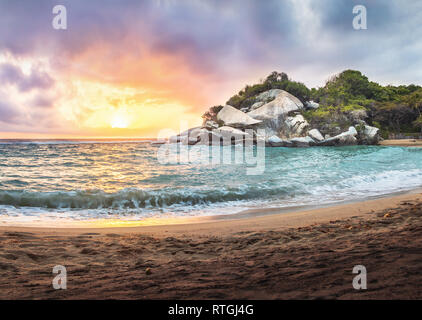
[0,140,422,225]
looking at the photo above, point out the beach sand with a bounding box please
[0,191,421,299]
[380,139,422,147]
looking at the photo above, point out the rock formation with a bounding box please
[165,89,381,148]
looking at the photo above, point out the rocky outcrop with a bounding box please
[167,88,381,148]
[247,90,303,120]
[359,125,380,145]
[217,105,262,128]
[246,90,304,137]
[267,135,292,147]
[203,120,219,130]
[290,136,316,147]
[169,126,201,143]
[308,129,324,142]
[318,127,358,146]
[214,126,249,136]
[284,114,309,137]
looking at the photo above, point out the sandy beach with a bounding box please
[0,190,421,300]
[380,139,422,147]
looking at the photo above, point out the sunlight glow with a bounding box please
[110,113,130,128]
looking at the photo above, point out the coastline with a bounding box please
[1,188,421,234]
[1,190,421,299]
[380,139,422,147]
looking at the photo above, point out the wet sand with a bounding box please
[0,192,421,299]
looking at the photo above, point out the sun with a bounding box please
[110,113,130,129]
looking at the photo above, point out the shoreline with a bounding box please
[1,189,421,236]
[380,139,422,147]
[0,189,421,299]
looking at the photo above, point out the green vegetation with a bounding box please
[202,105,224,124]
[309,70,422,136]
[202,69,422,137]
[226,71,311,109]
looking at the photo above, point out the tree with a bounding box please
[414,115,422,134]
[265,71,288,84]
[202,105,223,123]
[406,88,422,116]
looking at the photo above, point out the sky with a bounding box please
[0,0,421,138]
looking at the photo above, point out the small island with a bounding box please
[169,70,422,147]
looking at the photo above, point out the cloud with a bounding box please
[0,99,20,124]
[0,0,421,137]
[0,63,54,92]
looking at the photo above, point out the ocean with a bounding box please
[1,140,422,226]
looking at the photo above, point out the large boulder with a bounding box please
[289,136,316,147]
[217,105,262,128]
[181,136,200,145]
[214,126,252,140]
[318,126,358,146]
[308,129,324,142]
[249,101,265,111]
[360,125,380,145]
[248,90,303,120]
[284,114,309,137]
[247,90,304,137]
[196,130,223,146]
[267,135,293,147]
[202,120,219,130]
[169,126,201,143]
[256,89,285,101]
[243,89,286,112]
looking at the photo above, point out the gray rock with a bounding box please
[214,126,251,138]
[249,101,265,111]
[168,126,201,143]
[348,126,358,136]
[217,105,262,128]
[308,129,324,142]
[284,114,309,137]
[361,125,380,145]
[181,136,200,145]
[179,126,201,137]
[318,127,358,146]
[168,135,182,144]
[247,90,304,121]
[196,131,223,146]
[266,135,292,147]
[289,136,316,147]
[151,140,167,145]
[305,101,319,110]
[213,126,252,145]
[247,90,304,137]
[255,89,285,102]
[202,120,219,130]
